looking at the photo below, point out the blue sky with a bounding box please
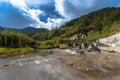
[0,0,120,29]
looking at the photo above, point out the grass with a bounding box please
[39,38,69,49]
[59,44,68,49]
[0,47,34,58]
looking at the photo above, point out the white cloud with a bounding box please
[55,0,68,19]
[7,0,65,29]
[46,18,67,29]
[1,0,120,29]
[33,18,67,29]
[54,0,120,20]
[10,0,27,8]
[25,0,53,6]
[54,0,96,19]
[28,9,42,22]
[9,0,44,27]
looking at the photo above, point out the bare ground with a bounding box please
[0,49,120,80]
[54,50,120,80]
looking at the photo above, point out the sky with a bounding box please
[0,0,120,29]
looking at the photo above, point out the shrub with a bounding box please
[59,44,68,49]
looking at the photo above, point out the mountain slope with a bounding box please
[0,26,48,36]
[58,7,120,39]
[19,27,48,36]
[33,7,120,41]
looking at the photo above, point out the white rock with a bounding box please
[35,61,40,64]
[65,49,79,55]
[43,59,48,62]
[100,33,120,47]
[86,68,89,71]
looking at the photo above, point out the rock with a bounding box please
[65,49,79,55]
[76,49,85,54]
[35,60,40,64]
[86,68,89,71]
[109,50,116,53]
[88,44,101,53]
[3,64,9,67]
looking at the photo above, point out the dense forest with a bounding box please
[0,7,120,50]
[0,30,35,48]
[0,26,48,36]
[0,30,35,57]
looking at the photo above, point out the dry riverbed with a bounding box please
[0,49,120,80]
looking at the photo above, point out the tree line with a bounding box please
[0,30,35,48]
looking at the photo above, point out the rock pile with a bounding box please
[65,44,101,55]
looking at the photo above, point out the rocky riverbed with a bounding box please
[0,49,120,80]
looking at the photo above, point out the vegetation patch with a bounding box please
[0,30,35,48]
[0,47,34,58]
[39,38,68,49]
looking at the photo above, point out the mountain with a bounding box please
[0,26,48,36]
[32,7,120,41]
[0,26,5,31]
[1,7,120,41]
[1,7,120,49]
[19,27,48,36]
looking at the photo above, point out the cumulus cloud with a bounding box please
[9,0,43,26]
[25,0,53,6]
[39,18,67,29]
[6,0,65,29]
[0,2,36,28]
[10,0,27,8]
[55,0,120,20]
[0,0,120,29]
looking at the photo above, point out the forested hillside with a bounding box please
[33,7,120,41]
[0,7,120,49]
[31,7,120,49]
[0,26,48,36]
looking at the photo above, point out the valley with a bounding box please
[0,7,120,80]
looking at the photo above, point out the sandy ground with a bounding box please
[0,49,120,80]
